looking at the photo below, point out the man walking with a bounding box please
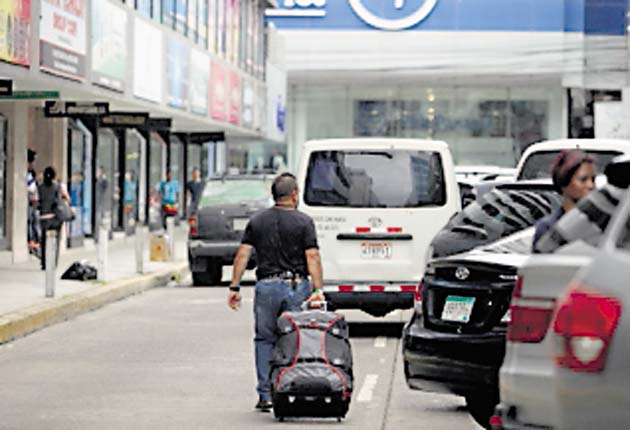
[227,173,324,412]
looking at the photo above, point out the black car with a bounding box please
[403,183,562,429]
[187,175,273,286]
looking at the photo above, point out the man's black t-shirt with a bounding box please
[241,207,318,280]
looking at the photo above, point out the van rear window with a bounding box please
[304,150,446,208]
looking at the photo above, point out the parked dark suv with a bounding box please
[187,175,273,286]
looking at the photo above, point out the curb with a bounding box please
[0,262,190,345]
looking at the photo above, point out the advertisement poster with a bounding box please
[190,49,209,115]
[40,0,87,80]
[241,80,254,129]
[265,62,287,142]
[167,37,189,110]
[133,17,163,103]
[210,61,227,121]
[0,0,31,66]
[92,0,127,92]
[229,70,241,125]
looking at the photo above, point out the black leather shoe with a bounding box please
[255,398,273,412]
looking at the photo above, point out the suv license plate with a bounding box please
[360,242,392,259]
[232,218,248,231]
[441,296,476,323]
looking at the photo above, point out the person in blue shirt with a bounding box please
[159,171,179,229]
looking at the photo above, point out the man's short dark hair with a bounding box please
[272,172,297,201]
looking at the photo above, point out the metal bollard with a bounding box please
[97,224,108,282]
[45,230,57,298]
[166,217,175,262]
[135,224,145,274]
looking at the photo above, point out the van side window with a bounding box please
[304,150,446,208]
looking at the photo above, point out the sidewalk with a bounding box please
[0,228,190,344]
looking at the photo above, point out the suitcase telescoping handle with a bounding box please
[301,301,327,312]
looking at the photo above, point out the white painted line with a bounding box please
[374,337,387,348]
[356,374,379,403]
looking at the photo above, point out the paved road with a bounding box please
[0,283,482,430]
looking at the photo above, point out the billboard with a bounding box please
[167,37,189,110]
[92,0,127,92]
[210,61,227,121]
[190,49,209,115]
[40,0,87,79]
[229,70,241,125]
[0,0,31,66]
[133,17,163,103]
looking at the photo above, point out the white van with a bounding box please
[297,138,460,317]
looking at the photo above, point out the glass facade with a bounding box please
[289,85,564,169]
[0,116,6,250]
[131,0,265,78]
[67,121,93,246]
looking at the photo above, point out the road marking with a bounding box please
[374,337,387,348]
[356,374,379,403]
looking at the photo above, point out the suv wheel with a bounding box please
[465,390,499,429]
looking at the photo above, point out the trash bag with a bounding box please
[61,260,98,281]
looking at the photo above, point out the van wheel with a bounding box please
[465,391,499,429]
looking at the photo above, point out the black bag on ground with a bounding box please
[270,307,353,421]
[61,260,97,281]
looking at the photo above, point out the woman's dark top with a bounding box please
[38,182,58,215]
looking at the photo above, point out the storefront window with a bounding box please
[148,132,167,230]
[67,121,93,246]
[170,137,185,217]
[292,85,559,169]
[124,134,142,233]
[96,129,120,233]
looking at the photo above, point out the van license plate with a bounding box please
[232,218,248,231]
[441,296,476,323]
[360,242,392,259]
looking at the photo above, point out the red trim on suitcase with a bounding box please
[275,315,301,390]
[321,316,351,399]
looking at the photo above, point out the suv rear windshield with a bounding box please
[199,179,272,207]
[304,150,446,208]
[518,150,622,180]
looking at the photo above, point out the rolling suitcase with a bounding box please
[270,302,353,421]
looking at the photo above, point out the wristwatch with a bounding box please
[229,285,241,292]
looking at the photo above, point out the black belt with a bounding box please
[259,271,306,283]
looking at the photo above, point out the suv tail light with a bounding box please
[507,275,555,343]
[188,216,198,236]
[414,282,424,314]
[553,285,622,372]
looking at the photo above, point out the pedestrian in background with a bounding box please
[532,150,596,249]
[159,170,179,229]
[227,172,325,412]
[26,149,40,255]
[186,167,203,216]
[38,167,70,270]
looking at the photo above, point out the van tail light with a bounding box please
[507,275,555,343]
[414,282,424,314]
[553,285,622,373]
[188,216,198,236]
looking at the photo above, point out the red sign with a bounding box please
[210,61,227,121]
[0,0,32,66]
[229,70,241,125]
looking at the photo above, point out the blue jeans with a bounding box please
[254,278,311,401]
